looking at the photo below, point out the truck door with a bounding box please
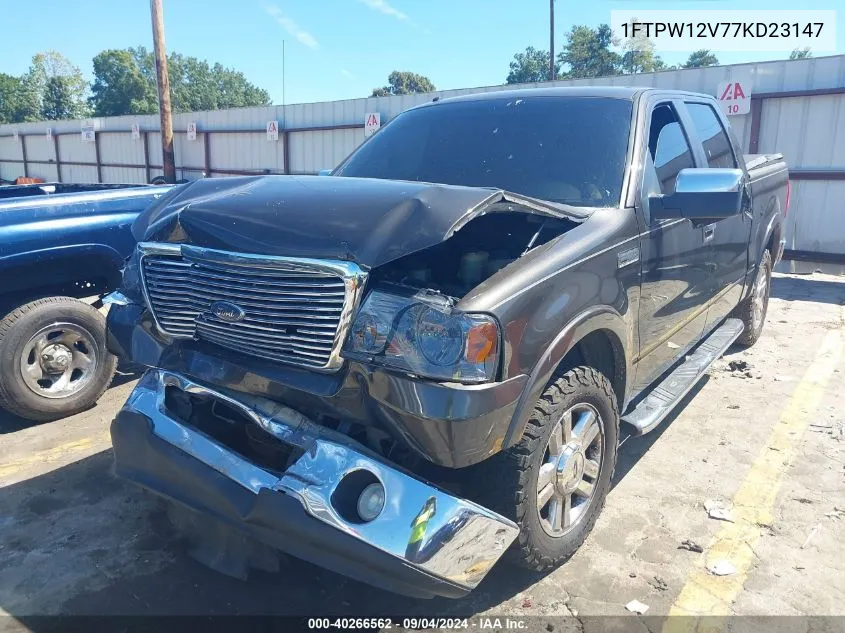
[681,100,752,333]
[633,101,713,393]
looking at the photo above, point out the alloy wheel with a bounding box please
[537,403,604,537]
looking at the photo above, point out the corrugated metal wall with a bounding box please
[755,91,845,271]
[2,55,845,264]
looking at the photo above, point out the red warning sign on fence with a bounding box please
[364,112,381,137]
[717,81,751,116]
[267,120,279,141]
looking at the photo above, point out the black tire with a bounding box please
[468,366,619,570]
[735,249,772,347]
[0,297,117,422]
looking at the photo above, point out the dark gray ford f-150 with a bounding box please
[106,87,788,598]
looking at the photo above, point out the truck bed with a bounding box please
[744,153,786,174]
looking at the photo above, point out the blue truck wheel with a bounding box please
[0,297,117,422]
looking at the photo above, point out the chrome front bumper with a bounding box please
[116,370,519,593]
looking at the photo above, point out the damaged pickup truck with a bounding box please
[106,87,789,598]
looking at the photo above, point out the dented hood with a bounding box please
[133,175,581,269]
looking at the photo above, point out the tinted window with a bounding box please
[648,104,694,195]
[335,97,633,208]
[686,103,737,168]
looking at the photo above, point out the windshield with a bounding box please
[335,96,633,208]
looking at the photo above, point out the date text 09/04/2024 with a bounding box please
[307,618,529,630]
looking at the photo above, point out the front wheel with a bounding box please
[469,366,619,570]
[0,297,117,422]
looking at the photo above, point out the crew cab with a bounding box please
[0,183,172,421]
[106,87,788,598]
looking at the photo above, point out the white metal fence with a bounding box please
[2,55,844,265]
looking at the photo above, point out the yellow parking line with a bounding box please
[663,328,843,631]
[0,431,112,483]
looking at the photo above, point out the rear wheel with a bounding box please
[736,249,772,346]
[0,297,117,422]
[469,366,619,570]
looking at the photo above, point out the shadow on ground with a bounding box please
[0,384,694,622]
[5,278,828,621]
[0,367,140,434]
[770,274,845,305]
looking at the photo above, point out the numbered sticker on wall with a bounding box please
[717,81,751,116]
[187,122,197,141]
[81,126,95,143]
[364,112,381,138]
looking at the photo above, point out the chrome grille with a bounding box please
[139,243,365,370]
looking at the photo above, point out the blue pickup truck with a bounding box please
[0,183,173,421]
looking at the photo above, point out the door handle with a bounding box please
[703,224,715,243]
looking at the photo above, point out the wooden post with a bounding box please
[150,0,176,183]
[94,132,103,182]
[143,131,151,183]
[203,132,211,177]
[283,130,290,174]
[749,97,763,154]
[53,133,62,182]
[20,134,29,178]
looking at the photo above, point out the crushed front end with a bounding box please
[105,176,582,596]
[112,369,517,598]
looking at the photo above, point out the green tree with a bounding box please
[557,24,622,78]
[6,47,270,122]
[371,71,435,97]
[41,76,77,120]
[620,18,667,74]
[506,46,559,84]
[129,46,156,86]
[621,49,667,73]
[0,52,88,123]
[0,73,39,124]
[90,49,158,116]
[167,53,218,111]
[789,47,812,60]
[96,47,270,114]
[26,51,90,120]
[213,63,272,109]
[683,49,719,68]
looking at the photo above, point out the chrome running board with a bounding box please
[623,318,744,436]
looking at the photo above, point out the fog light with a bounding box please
[357,482,385,522]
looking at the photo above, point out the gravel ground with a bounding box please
[1,273,843,630]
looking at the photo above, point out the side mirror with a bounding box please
[650,168,744,222]
[317,169,333,177]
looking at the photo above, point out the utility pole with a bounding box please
[150,0,175,183]
[282,40,286,106]
[549,0,555,81]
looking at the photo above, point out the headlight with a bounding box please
[343,288,500,383]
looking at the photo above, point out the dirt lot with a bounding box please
[1,273,844,629]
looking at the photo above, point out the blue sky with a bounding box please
[1,0,842,106]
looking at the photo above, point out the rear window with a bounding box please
[685,103,737,169]
[335,96,633,208]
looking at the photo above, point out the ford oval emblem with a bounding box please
[210,301,245,323]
